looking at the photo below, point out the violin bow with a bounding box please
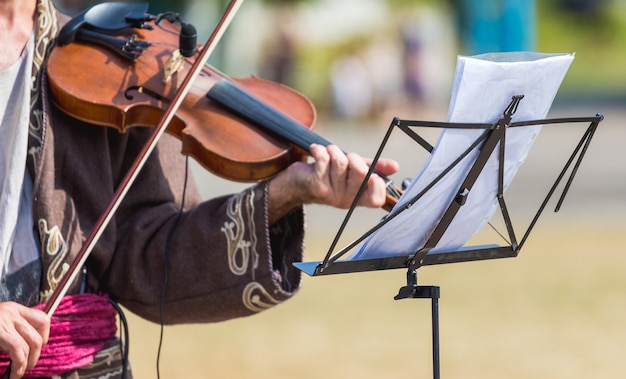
[43,0,246,316]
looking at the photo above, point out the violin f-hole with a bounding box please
[124,85,171,103]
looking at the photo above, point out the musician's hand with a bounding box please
[0,302,50,379]
[268,144,399,223]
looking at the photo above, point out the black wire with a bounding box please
[156,156,189,379]
[107,298,130,378]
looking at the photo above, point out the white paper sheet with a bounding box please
[350,52,574,260]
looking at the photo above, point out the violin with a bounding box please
[42,0,401,318]
[46,2,401,207]
[47,5,316,182]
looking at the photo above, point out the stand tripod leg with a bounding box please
[395,270,441,379]
[431,292,440,379]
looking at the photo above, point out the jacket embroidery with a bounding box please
[242,282,281,313]
[221,190,283,313]
[29,0,57,175]
[38,218,69,302]
[221,190,259,277]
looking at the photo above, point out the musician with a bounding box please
[0,0,398,378]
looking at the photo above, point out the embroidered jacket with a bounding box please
[23,1,305,377]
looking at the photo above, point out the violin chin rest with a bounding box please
[58,2,150,45]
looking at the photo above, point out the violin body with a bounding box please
[47,16,316,182]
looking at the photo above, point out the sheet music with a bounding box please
[351,52,574,260]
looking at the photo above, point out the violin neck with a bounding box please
[206,79,401,210]
[206,79,331,152]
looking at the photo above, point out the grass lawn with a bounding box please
[123,221,625,379]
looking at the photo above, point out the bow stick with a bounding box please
[43,0,246,316]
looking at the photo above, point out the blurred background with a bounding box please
[55,0,626,119]
[53,0,625,378]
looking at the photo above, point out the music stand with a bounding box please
[293,96,603,378]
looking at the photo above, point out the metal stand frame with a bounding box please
[395,270,441,379]
[293,97,604,378]
[294,101,603,277]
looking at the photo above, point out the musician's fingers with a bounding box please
[364,157,399,177]
[326,145,349,195]
[3,335,28,379]
[309,143,330,182]
[15,309,48,372]
[19,309,49,347]
[0,303,50,378]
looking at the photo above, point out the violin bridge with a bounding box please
[162,49,185,83]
